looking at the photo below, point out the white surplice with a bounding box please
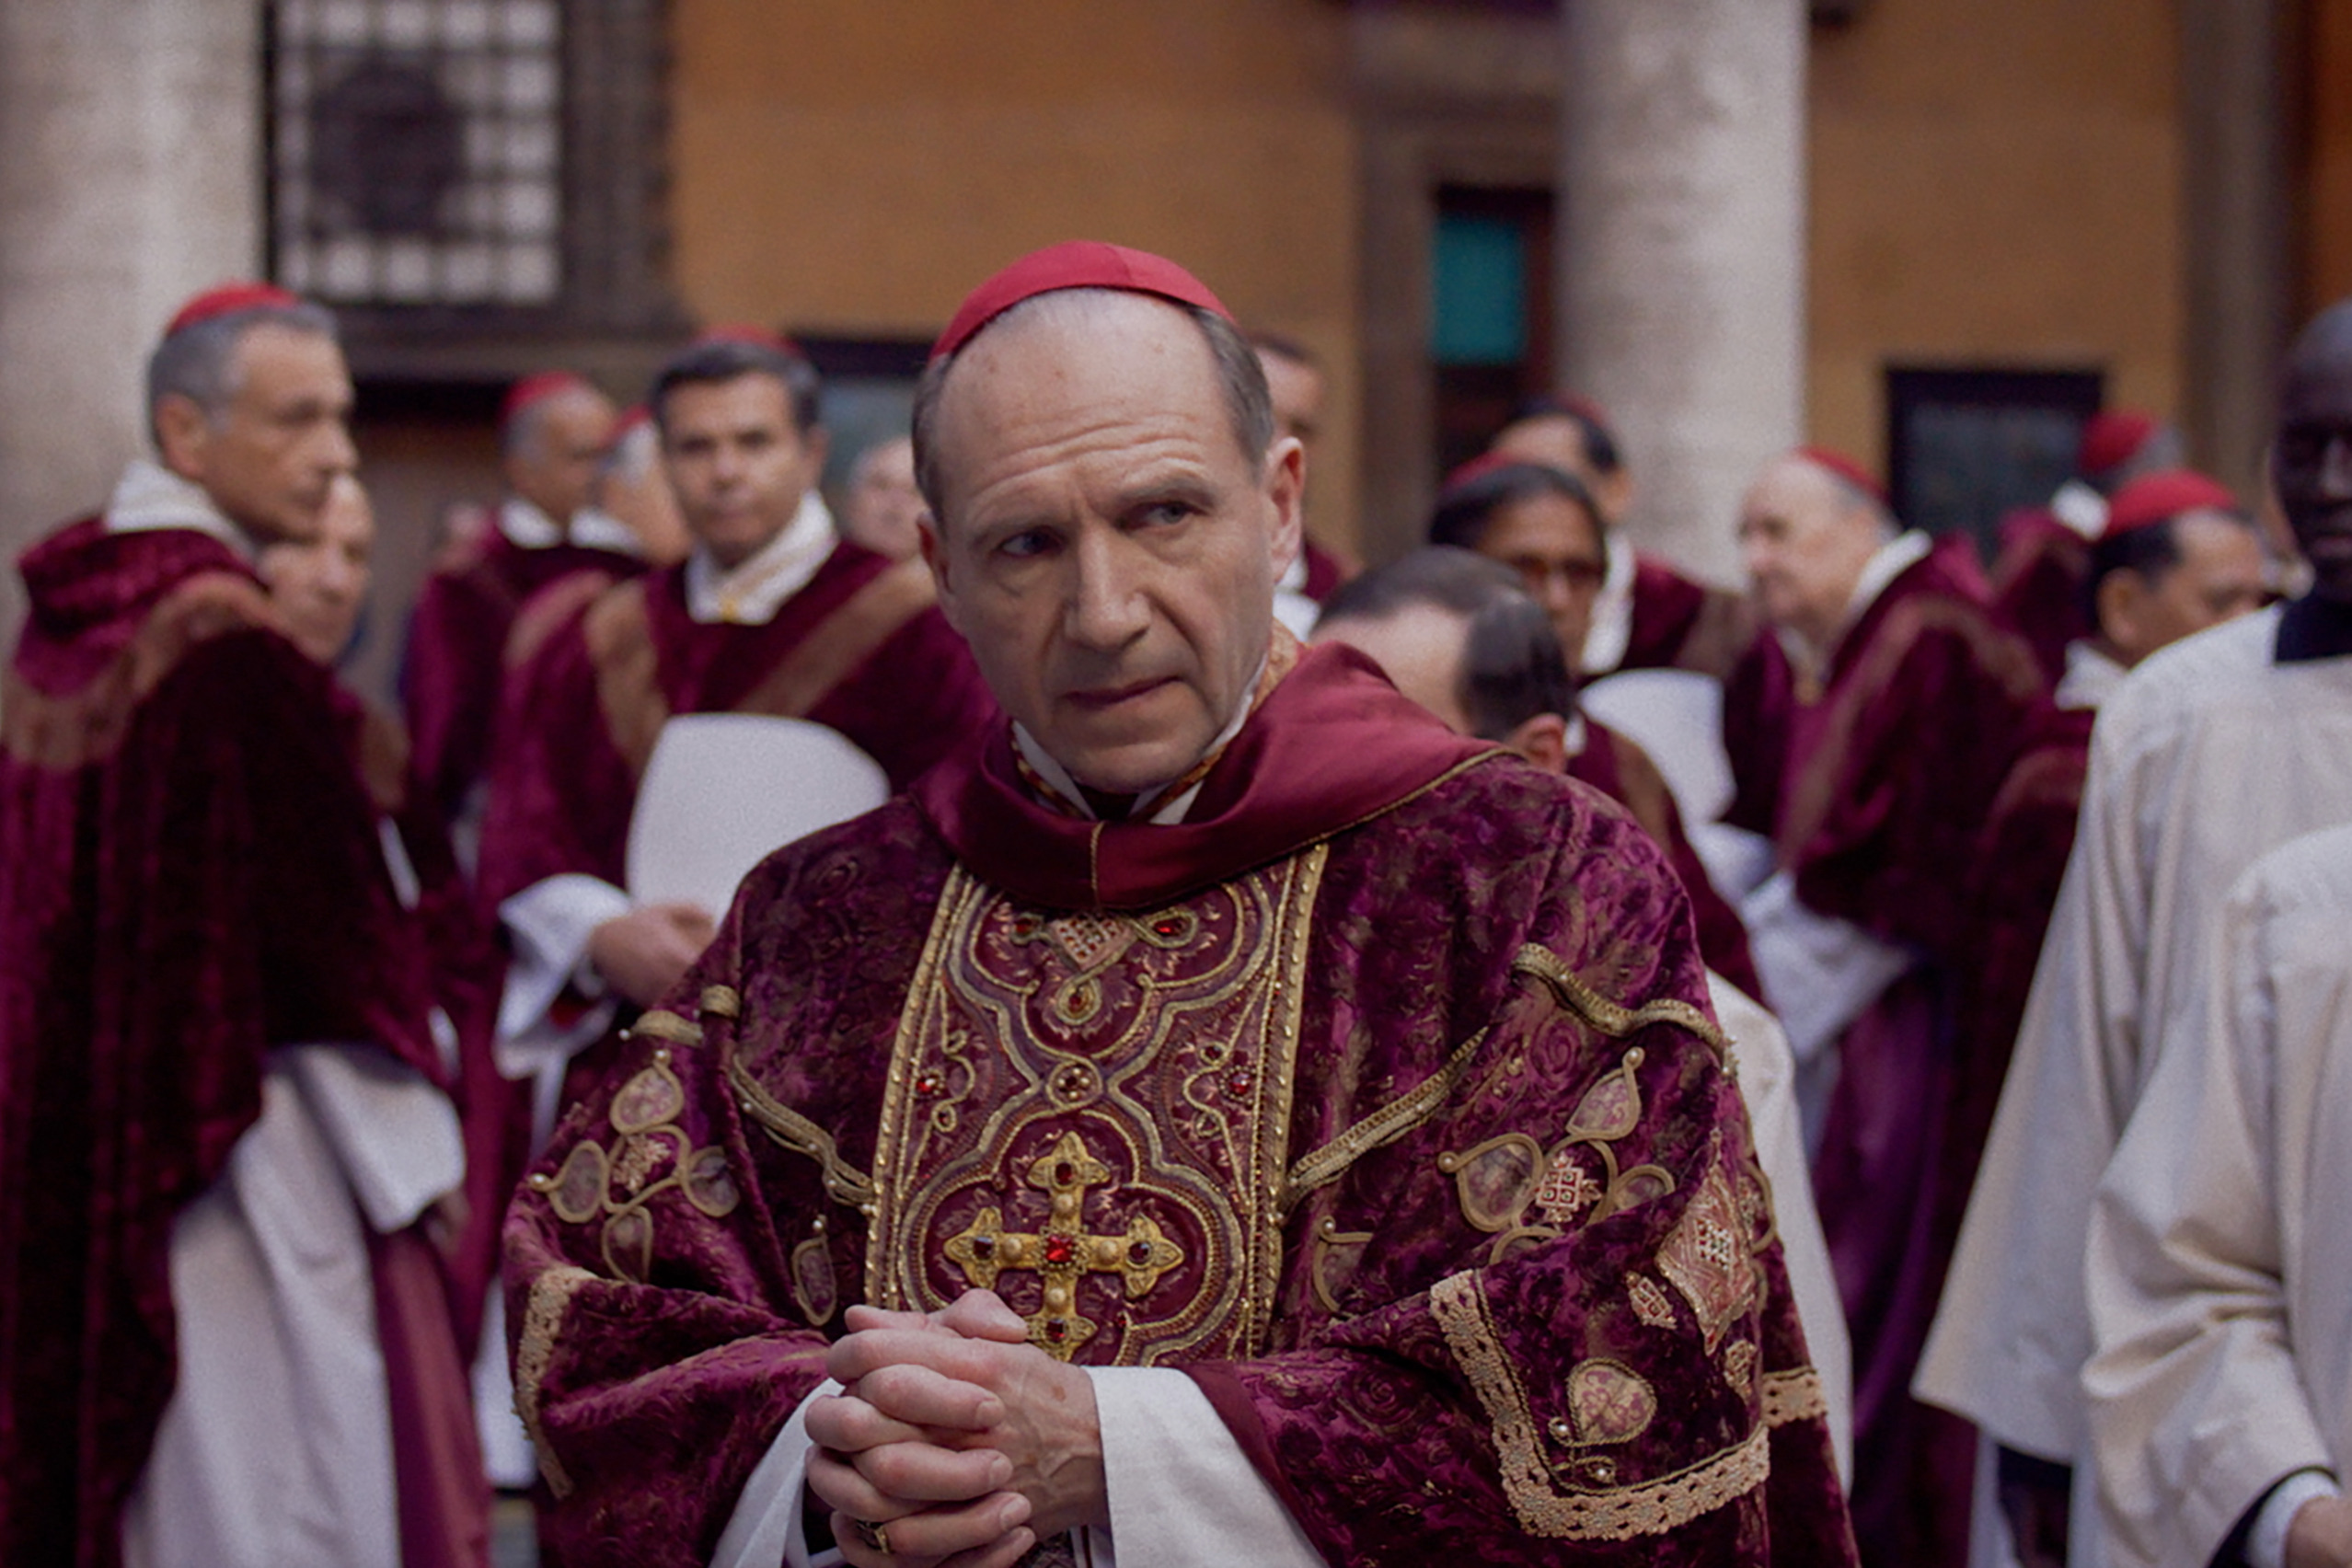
[1917,607,2352,1493]
[2083,823,2352,1568]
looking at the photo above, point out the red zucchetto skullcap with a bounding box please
[1794,445,1889,507]
[2078,410,2161,478]
[501,370,596,430]
[2102,468,2240,539]
[166,281,302,337]
[931,241,1235,363]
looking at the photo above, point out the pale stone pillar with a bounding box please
[1557,0,1807,585]
[0,0,262,647]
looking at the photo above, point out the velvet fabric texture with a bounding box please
[402,520,647,833]
[1621,552,1758,682]
[1567,718,1762,1003]
[505,647,1855,1566]
[0,519,456,1567]
[1989,508,2093,691]
[1726,543,2050,1568]
[473,540,996,913]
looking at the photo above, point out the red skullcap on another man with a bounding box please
[1796,445,1890,508]
[2077,410,2162,479]
[501,370,597,432]
[2102,468,2241,539]
[165,281,302,337]
[931,240,1236,363]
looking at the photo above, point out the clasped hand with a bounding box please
[806,1289,1107,1567]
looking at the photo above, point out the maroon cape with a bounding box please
[1298,535,1354,602]
[474,541,996,913]
[1988,507,2093,691]
[0,519,471,1567]
[504,642,1855,1566]
[402,518,645,832]
[1568,719,1761,1001]
[1727,542,2049,1568]
[1617,552,1757,681]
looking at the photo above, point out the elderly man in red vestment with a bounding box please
[403,369,642,857]
[1490,394,1756,681]
[502,242,1855,1568]
[1719,447,2048,1568]
[0,285,487,1567]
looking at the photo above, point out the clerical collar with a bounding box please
[499,496,644,557]
[2056,640,2127,710]
[101,458,256,560]
[1011,634,1292,825]
[1579,530,1638,675]
[2276,593,2352,663]
[2048,478,2108,540]
[683,490,836,625]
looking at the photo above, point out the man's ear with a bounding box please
[918,513,962,630]
[2095,569,2149,663]
[154,394,213,481]
[1263,436,1306,576]
[801,423,832,479]
[1505,711,1572,774]
[1593,467,1635,532]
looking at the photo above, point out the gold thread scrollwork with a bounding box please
[1280,1026,1493,1217]
[700,984,742,1020]
[728,1055,879,1215]
[1511,946,1728,1055]
[628,1009,701,1047]
[1309,1216,1374,1314]
[525,1048,741,1284]
[1430,1270,1770,1540]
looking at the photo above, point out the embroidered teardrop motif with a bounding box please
[611,1056,686,1136]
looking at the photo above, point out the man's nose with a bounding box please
[1064,530,1150,650]
[318,420,358,476]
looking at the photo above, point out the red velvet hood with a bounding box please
[911,640,1501,911]
[16,517,260,694]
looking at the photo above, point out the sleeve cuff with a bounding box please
[2248,1469,2341,1568]
[1089,1366,1326,1568]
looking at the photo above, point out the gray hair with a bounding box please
[909,288,1275,525]
[145,299,339,450]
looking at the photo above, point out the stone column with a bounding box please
[0,0,262,647]
[1557,0,1808,585]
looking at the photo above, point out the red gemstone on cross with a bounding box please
[1043,1319,1068,1342]
[1043,1233,1078,1266]
[1154,917,1184,937]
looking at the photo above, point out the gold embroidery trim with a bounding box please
[700,984,743,1020]
[1430,1270,1770,1540]
[629,1009,702,1046]
[1279,1025,1492,1216]
[1512,946,1728,1055]
[728,1056,879,1213]
[514,1264,594,1499]
[1759,1366,1827,1428]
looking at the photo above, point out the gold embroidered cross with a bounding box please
[942,1130,1184,1359]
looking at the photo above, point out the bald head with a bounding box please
[1736,452,1898,653]
[916,288,1304,795]
[2273,296,2352,602]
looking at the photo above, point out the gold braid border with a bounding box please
[729,1056,880,1215]
[1279,1026,1492,1216]
[1430,1270,1770,1540]
[1512,946,1728,1055]
[1759,1367,1827,1428]
[514,1264,594,1499]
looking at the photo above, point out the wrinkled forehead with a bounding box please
[929,290,1238,489]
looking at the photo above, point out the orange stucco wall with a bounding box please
[1806,0,2185,467]
[665,0,1364,548]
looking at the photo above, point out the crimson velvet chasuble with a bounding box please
[0,520,455,1566]
[505,642,1855,1565]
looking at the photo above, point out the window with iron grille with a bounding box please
[265,0,677,361]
